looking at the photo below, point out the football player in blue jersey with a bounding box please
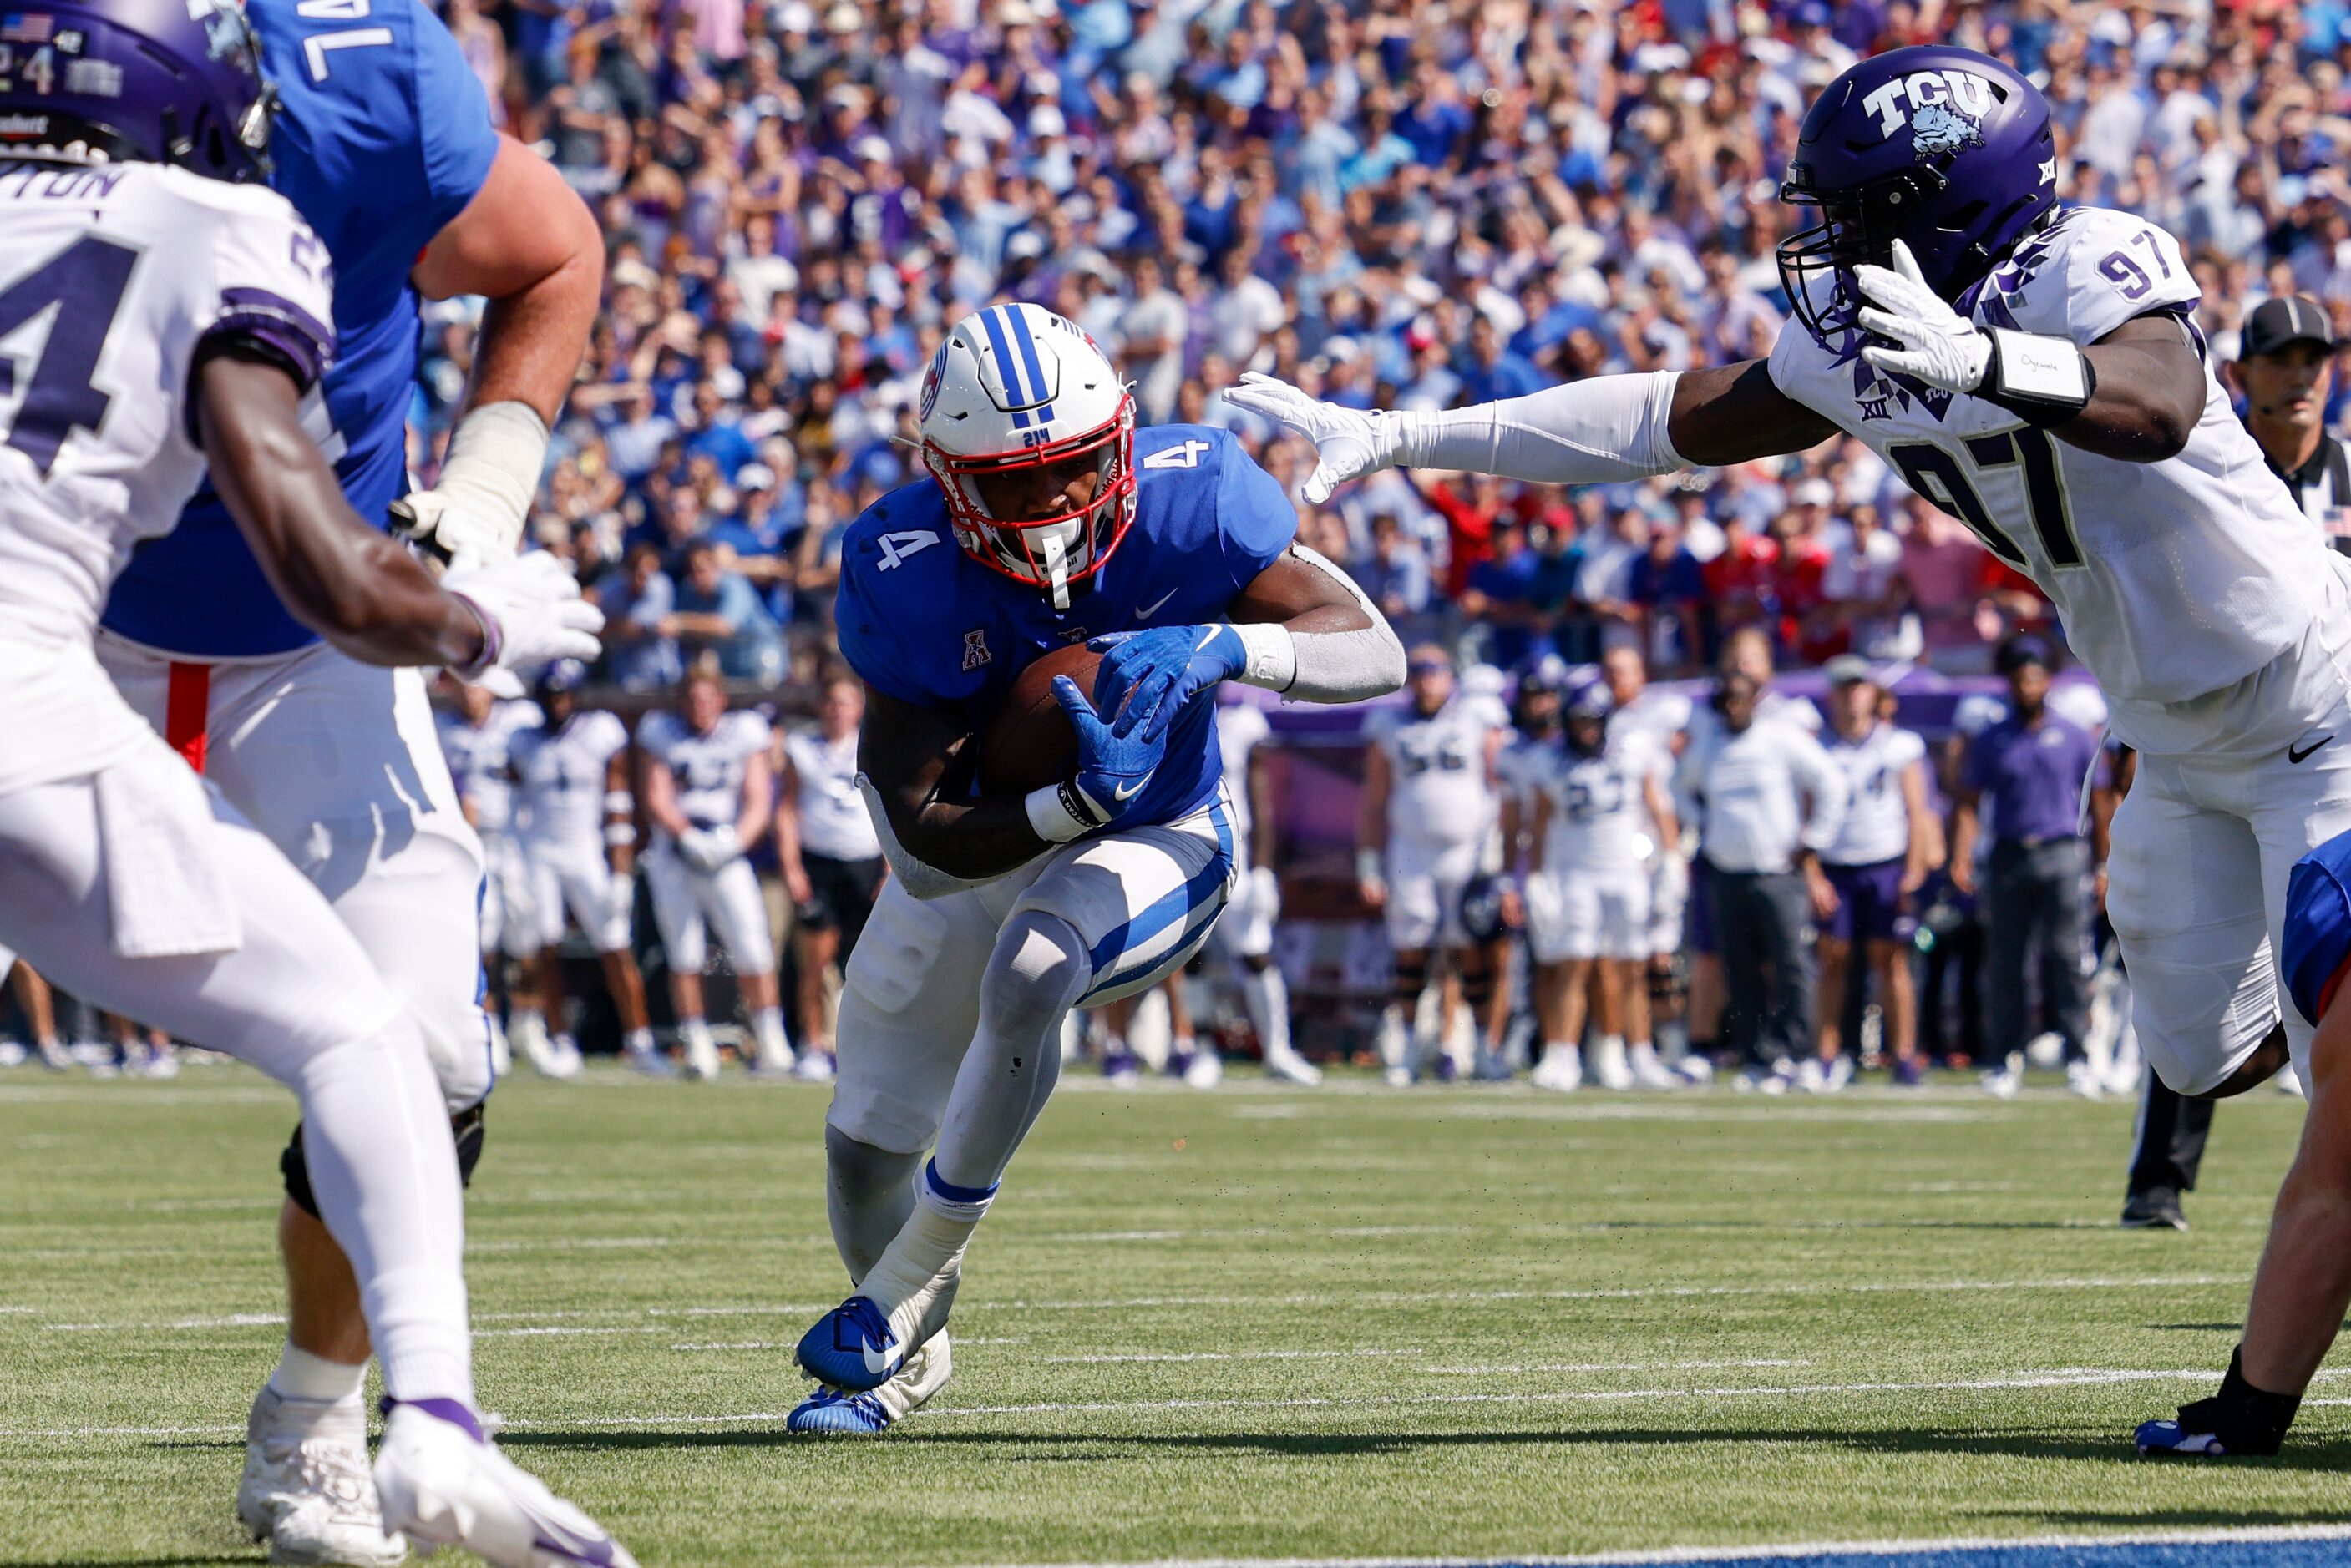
[2136,827,2351,1458]
[784,303,1404,1434]
[88,1,604,1559]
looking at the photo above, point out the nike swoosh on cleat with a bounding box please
[861,1339,899,1375]
[2290,735,2333,764]
[1134,588,1178,619]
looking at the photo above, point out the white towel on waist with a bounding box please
[95,744,242,959]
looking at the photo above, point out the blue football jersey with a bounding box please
[100,0,499,658]
[836,424,1295,828]
[2284,828,2351,1027]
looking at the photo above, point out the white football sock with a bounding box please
[268,1342,367,1404]
[293,1023,472,1405]
[1240,964,1290,1057]
[752,1006,792,1065]
[860,1162,988,1343]
[622,1027,656,1055]
[681,1017,715,1056]
[1376,1004,1410,1070]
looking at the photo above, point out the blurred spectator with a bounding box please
[1951,638,2101,1096]
[669,539,786,684]
[595,542,684,692]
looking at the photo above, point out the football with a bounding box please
[972,643,1102,795]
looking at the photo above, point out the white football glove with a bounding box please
[1853,240,1993,394]
[389,402,550,568]
[679,823,741,873]
[440,550,605,675]
[1219,371,1401,504]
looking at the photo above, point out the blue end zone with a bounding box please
[1340,1532,2351,1568]
[1592,1540,2351,1568]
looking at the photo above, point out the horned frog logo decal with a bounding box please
[1910,101,1984,159]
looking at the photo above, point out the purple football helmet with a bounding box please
[0,0,275,182]
[1777,46,2057,346]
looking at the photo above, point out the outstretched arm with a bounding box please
[1224,358,1837,502]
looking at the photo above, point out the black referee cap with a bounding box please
[2242,296,2335,359]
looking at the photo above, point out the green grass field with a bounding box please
[3,1065,2346,1567]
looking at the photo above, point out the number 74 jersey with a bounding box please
[0,159,333,647]
[1768,203,2333,742]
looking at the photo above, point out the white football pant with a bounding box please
[643,844,776,977]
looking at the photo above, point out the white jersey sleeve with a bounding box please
[578,710,631,766]
[1994,206,2197,346]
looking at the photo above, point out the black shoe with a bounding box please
[2120,1188,2188,1230]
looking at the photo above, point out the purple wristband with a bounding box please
[448,592,502,679]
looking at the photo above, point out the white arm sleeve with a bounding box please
[1390,371,1687,483]
[1229,544,1408,704]
[856,775,995,902]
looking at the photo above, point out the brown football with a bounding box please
[973,644,1103,795]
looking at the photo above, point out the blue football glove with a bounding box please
[1053,675,1168,824]
[1088,624,1249,743]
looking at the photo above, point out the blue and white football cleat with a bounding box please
[795,1296,904,1392]
[788,1333,955,1436]
[787,1387,894,1435]
[2136,1419,2229,1457]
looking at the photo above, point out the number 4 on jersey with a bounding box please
[875,529,940,571]
[1142,438,1211,470]
[0,235,138,478]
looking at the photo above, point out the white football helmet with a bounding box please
[919,303,1136,609]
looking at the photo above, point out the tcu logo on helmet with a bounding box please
[1861,68,1995,150]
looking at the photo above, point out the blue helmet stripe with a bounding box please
[1004,306,1051,412]
[977,306,1026,405]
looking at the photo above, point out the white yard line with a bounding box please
[949,1521,2351,1568]
[0,1364,2257,1442]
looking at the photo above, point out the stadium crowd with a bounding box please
[11,0,2351,1090]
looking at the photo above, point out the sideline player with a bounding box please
[1520,689,1678,1090]
[436,677,545,1075]
[1359,647,1507,1085]
[786,303,1403,1434]
[509,661,660,1073]
[2138,823,2351,1455]
[0,4,626,1557]
[641,663,793,1079]
[1601,646,1698,1072]
[1235,44,2351,1104]
[85,0,604,1555]
[1812,658,1938,1088]
[777,673,884,1079]
[1213,689,1319,1084]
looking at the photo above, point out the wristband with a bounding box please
[447,594,501,680]
[1980,328,2096,427]
[604,790,634,815]
[1232,621,1298,692]
[437,401,551,554]
[1026,781,1102,844]
[1355,847,1385,884]
[604,822,636,847]
[2176,1347,2303,1456]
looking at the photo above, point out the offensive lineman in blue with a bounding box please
[92,1,604,1559]
[788,302,1405,1433]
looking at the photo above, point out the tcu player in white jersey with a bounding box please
[1519,690,1680,1091]
[1212,690,1320,1084]
[776,672,884,1077]
[508,660,660,1073]
[1237,44,2351,1448]
[640,665,793,1079]
[1811,659,1940,1090]
[436,678,546,1075]
[1601,645,1697,1066]
[1359,647,1507,1085]
[0,3,629,1557]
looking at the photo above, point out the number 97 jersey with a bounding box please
[1768,204,2333,750]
